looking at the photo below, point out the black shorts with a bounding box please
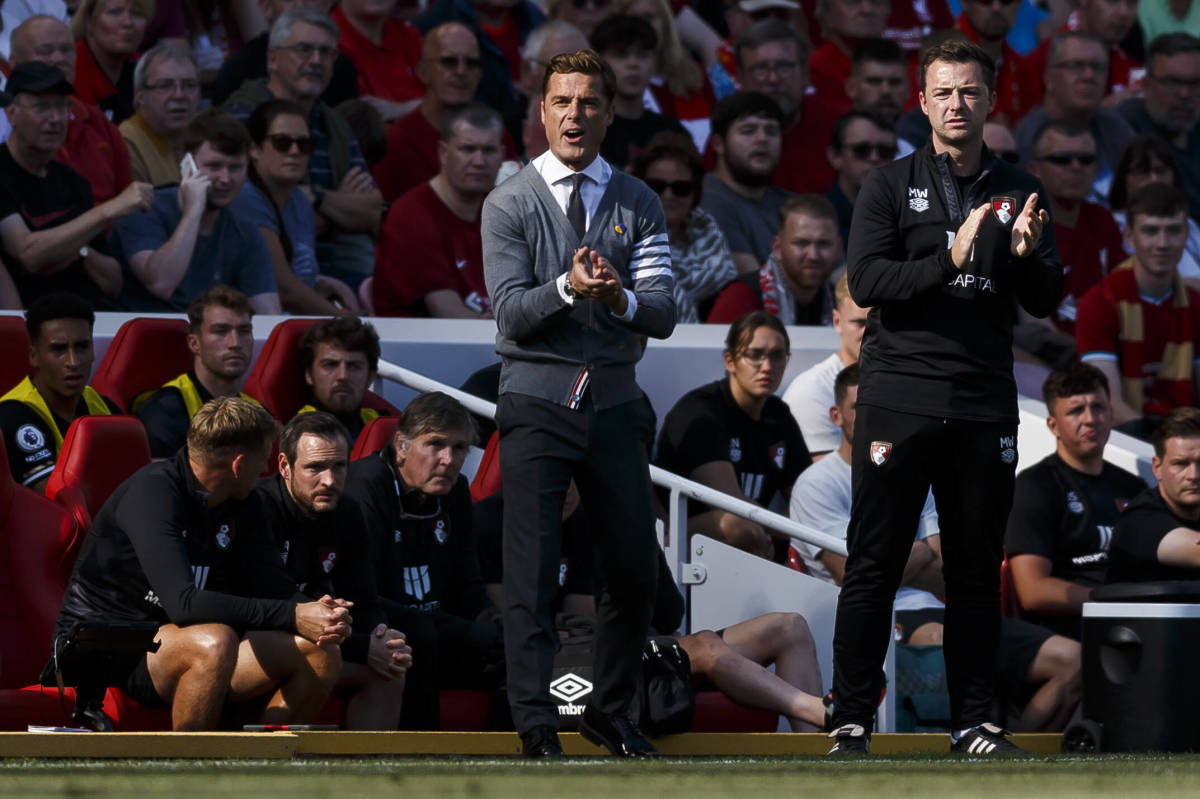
[119,655,168,708]
[894,609,944,644]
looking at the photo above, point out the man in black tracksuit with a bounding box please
[827,40,1063,756]
[256,412,410,730]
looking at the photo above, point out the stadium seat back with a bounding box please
[45,416,151,537]
[0,437,83,688]
[469,430,501,501]
[0,315,31,395]
[90,317,192,412]
[1000,558,1023,619]
[351,416,399,460]
[243,318,400,422]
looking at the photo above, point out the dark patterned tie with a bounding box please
[567,173,587,240]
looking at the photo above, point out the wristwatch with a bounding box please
[563,272,579,300]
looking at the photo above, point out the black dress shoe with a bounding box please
[578,707,660,758]
[520,725,564,758]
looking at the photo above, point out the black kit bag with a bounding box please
[640,635,694,736]
[549,612,596,730]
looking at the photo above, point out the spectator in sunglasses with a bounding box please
[110,109,281,314]
[592,15,687,170]
[826,109,897,245]
[955,0,1039,124]
[234,99,359,315]
[631,131,737,323]
[1014,120,1124,367]
[1016,31,1134,204]
[982,119,1020,164]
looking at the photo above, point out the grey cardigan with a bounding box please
[482,163,676,409]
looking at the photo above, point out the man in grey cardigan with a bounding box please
[482,49,676,759]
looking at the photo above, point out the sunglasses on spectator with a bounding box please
[437,55,483,70]
[740,348,790,367]
[994,150,1020,164]
[845,142,897,160]
[1037,151,1097,166]
[267,134,315,155]
[568,0,609,9]
[646,178,696,196]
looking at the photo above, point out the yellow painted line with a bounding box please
[0,732,299,759]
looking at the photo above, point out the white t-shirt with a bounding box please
[782,352,844,454]
[789,450,943,612]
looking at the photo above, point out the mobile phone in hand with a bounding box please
[180,153,198,179]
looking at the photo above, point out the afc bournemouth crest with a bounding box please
[216,523,233,550]
[770,444,785,469]
[869,441,892,467]
[434,519,448,544]
[991,196,1017,225]
[320,550,338,573]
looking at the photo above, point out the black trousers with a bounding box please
[498,391,659,734]
[832,404,1017,731]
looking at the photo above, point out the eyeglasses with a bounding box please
[1051,59,1106,74]
[744,60,800,80]
[267,134,315,154]
[845,142,897,160]
[281,42,337,60]
[436,55,483,70]
[568,0,610,9]
[1037,151,1097,167]
[143,78,200,93]
[994,149,1020,164]
[740,348,790,367]
[645,178,696,196]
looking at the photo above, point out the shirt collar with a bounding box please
[535,149,610,187]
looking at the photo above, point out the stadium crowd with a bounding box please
[0,0,1198,752]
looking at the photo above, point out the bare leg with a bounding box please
[907,622,944,646]
[338,662,406,731]
[679,626,825,732]
[228,631,342,724]
[1014,634,1081,732]
[722,613,823,699]
[146,623,240,731]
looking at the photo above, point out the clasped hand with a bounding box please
[950,193,1049,269]
[569,247,628,314]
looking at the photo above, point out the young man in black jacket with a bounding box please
[827,38,1063,756]
[256,412,411,730]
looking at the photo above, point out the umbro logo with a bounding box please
[549,672,593,703]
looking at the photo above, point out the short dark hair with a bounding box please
[852,37,905,69]
[920,38,995,93]
[1041,363,1110,414]
[734,20,809,69]
[396,391,477,447]
[830,108,893,150]
[1031,119,1095,158]
[1110,134,1182,211]
[335,99,387,167]
[279,410,351,465]
[630,130,705,208]
[724,310,789,356]
[1153,406,1200,458]
[245,98,308,145]
[779,194,839,232]
[1125,182,1190,228]
[542,49,616,102]
[834,363,859,407]
[591,14,657,54]
[710,91,785,141]
[1046,30,1108,72]
[180,107,252,158]
[1146,32,1200,74]
[186,286,254,333]
[440,101,504,143]
[25,292,94,340]
[299,317,382,374]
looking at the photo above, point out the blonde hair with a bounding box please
[187,397,279,468]
[835,273,851,307]
[71,0,156,41]
[613,0,702,98]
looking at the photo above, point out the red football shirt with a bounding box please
[333,6,424,103]
[1051,201,1127,336]
[808,40,852,108]
[956,15,1039,125]
[56,98,133,205]
[374,181,490,317]
[773,95,839,194]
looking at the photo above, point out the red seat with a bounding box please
[351,416,399,460]
[243,318,399,422]
[690,691,779,732]
[1000,558,1023,619]
[785,544,808,574]
[45,416,152,543]
[470,430,501,501]
[89,317,191,413]
[0,314,30,395]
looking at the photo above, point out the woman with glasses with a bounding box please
[616,0,715,149]
[234,99,359,315]
[655,310,812,559]
[1109,133,1200,284]
[631,132,737,323]
[70,0,150,123]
